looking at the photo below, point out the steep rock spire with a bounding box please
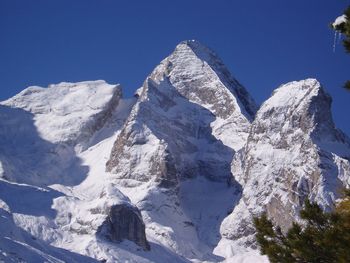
[106,40,257,186]
[219,79,350,249]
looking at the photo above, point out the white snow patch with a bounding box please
[333,14,347,28]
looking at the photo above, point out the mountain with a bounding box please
[218,79,350,254]
[0,41,349,263]
[106,40,257,185]
[0,80,123,185]
[104,39,258,261]
[0,80,156,262]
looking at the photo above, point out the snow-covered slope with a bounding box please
[2,80,122,149]
[0,81,122,185]
[0,80,155,262]
[218,79,350,255]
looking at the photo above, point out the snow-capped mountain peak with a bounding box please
[106,40,257,185]
[218,79,350,255]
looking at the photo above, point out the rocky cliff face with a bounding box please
[104,40,258,260]
[97,203,150,251]
[219,79,350,249]
[106,40,257,186]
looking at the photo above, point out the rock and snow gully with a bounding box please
[0,40,349,262]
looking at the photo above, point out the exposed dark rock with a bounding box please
[97,204,150,251]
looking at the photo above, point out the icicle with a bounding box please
[333,30,338,53]
[337,31,342,44]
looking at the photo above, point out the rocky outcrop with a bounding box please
[106,40,257,186]
[97,204,150,251]
[220,79,350,247]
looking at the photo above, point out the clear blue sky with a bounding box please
[1,0,349,135]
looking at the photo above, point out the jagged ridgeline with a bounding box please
[0,40,349,262]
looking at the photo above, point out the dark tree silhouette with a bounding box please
[254,191,350,263]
